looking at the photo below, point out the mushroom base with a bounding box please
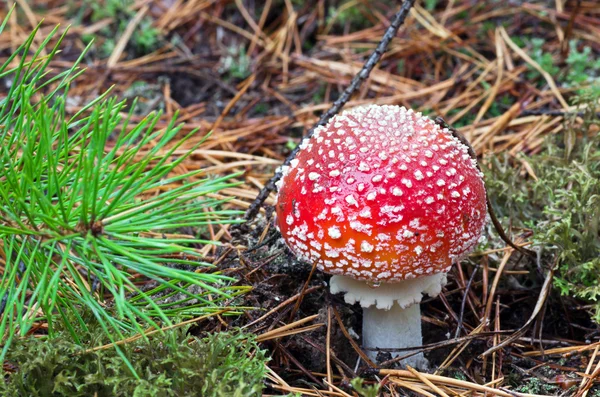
[363,302,428,368]
[330,273,447,368]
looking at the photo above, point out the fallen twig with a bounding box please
[435,116,537,258]
[480,262,556,357]
[244,0,417,222]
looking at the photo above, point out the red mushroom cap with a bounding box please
[275,105,487,282]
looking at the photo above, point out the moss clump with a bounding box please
[485,92,600,321]
[0,325,267,397]
[514,377,560,395]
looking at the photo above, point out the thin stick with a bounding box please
[434,117,537,258]
[480,263,556,357]
[455,264,479,338]
[333,305,377,368]
[406,366,451,397]
[499,26,569,109]
[211,75,256,133]
[277,343,324,386]
[242,286,323,329]
[577,362,600,397]
[522,110,599,117]
[389,378,436,397]
[580,346,599,391]
[244,0,417,221]
[256,314,319,341]
[257,323,325,342]
[326,306,333,392]
[288,259,319,322]
[107,4,150,68]
[484,249,513,323]
[374,369,552,397]
[323,379,353,397]
[84,309,231,353]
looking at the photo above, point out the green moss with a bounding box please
[0,325,268,397]
[515,377,559,394]
[484,91,600,321]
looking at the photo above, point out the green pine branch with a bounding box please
[0,12,248,364]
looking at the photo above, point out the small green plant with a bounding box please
[565,41,600,94]
[351,378,380,397]
[68,0,161,57]
[327,2,373,31]
[515,377,559,395]
[131,18,160,53]
[485,90,600,322]
[525,38,560,81]
[219,47,251,81]
[0,321,268,397]
[518,37,600,94]
[0,14,248,367]
[424,0,438,11]
[487,95,515,118]
[446,108,476,128]
[312,84,327,104]
[285,138,297,151]
[252,103,269,116]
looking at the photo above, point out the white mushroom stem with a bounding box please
[330,273,447,368]
[363,302,425,367]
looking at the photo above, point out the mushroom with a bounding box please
[275,105,487,368]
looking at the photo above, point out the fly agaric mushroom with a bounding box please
[275,105,487,368]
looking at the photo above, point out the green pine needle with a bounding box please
[0,14,248,362]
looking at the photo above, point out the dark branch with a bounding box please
[479,262,556,357]
[455,264,479,338]
[434,117,537,258]
[521,109,600,117]
[244,0,417,222]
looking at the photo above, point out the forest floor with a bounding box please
[1,0,600,396]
